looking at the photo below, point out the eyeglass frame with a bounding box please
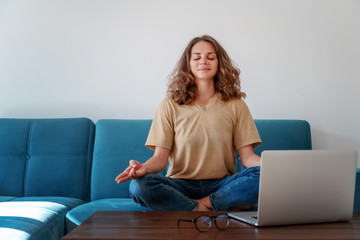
[177,214,230,232]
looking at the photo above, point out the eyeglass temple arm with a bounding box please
[177,218,195,227]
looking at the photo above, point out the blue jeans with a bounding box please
[129,166,260,211]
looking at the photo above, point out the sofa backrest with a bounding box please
[91,120,156,200]
[254,119,312,153]
[0,118,95,200]
[235,119,312,171]
[91,119,312,200]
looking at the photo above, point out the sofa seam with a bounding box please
[23,119,34,197]
[85,119,95,202]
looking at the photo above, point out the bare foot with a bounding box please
[196,202,212,211]
[194,196,213,211]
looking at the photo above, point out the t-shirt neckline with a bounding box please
[195,93,218,111]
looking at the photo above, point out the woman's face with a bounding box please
[190,41,218,82]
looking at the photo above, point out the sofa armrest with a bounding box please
[354,169,360,211]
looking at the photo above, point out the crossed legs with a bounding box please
[129,166,260,211]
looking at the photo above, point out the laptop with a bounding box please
[229,150,358,227]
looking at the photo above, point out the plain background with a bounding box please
[1,0,359,165]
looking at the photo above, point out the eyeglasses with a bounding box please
[177,214,230,232]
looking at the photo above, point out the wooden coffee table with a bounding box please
[62,211,360,240]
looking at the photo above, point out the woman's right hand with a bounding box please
[115,160,146,184]
[115,146,170,184]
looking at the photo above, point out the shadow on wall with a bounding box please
[311,130,360,167]
[1,106,106,121]
[0,105,153,121]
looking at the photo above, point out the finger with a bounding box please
[129,160,141,169]
[116,176,130,183]
[115,166,132,182]
[115,173,128,182]
[129,167,137,179]
[115,171,128,182]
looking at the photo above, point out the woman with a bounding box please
[115,35,262,211]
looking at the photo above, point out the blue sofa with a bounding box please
[0,118,94,240]
[0,118,359,240]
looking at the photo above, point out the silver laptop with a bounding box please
[229,150,358,227]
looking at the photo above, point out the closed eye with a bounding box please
[192,52,217,61]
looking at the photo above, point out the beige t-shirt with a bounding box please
[145,93,261,180]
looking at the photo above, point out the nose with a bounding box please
[199,58,208,65]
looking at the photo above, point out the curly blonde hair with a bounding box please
[167,35,246,105]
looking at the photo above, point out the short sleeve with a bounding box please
[234,102,261,150]
[145,98,175,151]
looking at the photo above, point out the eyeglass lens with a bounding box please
[215,214,230,230]
[195,216,212,232]
[194,214,229,232]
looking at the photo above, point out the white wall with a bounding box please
[1,0,359,164]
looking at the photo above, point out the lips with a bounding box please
[198,68,211,71]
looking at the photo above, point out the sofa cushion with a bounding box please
[11,197,86,210]
[0,197,86,240]
[233,120,312,171]
[24,118,95,200]
[65,198,148,232]
[0,118,95,200]
[91,120,162,200]
[0,197,17,202]
[0,119,32,197]
[253,120,312,154]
